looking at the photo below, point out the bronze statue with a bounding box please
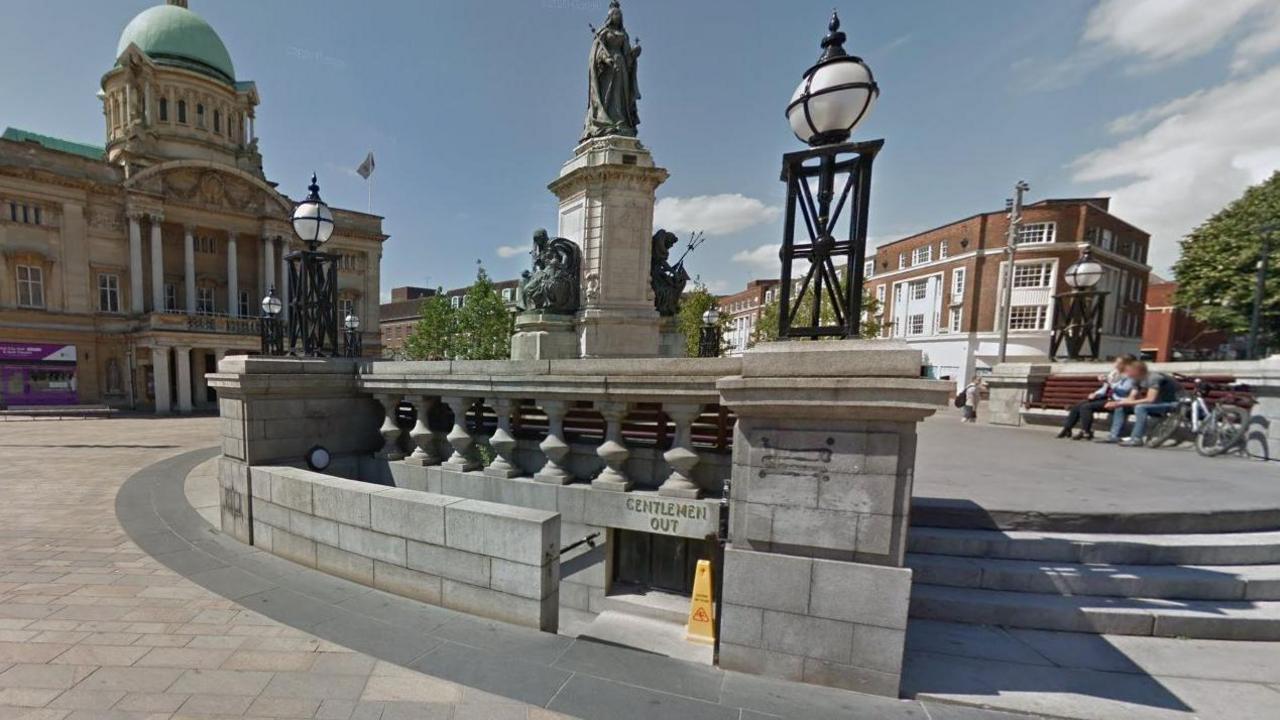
[517,229,582,315]
[582,0,641,141]
[651,229,690,317]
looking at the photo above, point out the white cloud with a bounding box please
[654,194,781,236]
[1082,0,1265,69]
[495,245,524,259]
[1070,65,1280,272]
[730,244,782,274]
[1232,7,1280,73]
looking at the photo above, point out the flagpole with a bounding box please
[367,175,372,214]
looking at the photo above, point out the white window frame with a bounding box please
[339,297,355,320]
[1008,305,1048,331]
[16,265,44,308]
[875,284,885,311]
[863,260,874,278]
[1016,222,1056,245]
[910,279,928,300]
[451,295,463,309]
[164,283,178,312]
[98,273,120,313]
[196,286,215,315]
[939,241,949,259]
[1012,262,1053,288]
[949,306,962,333]
[951,267,966,299]
[912,245,932,265]
[898,252,907,269]
[907,313,926,336]
[239,290,251,318]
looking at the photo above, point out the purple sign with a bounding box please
[0,342,76,363]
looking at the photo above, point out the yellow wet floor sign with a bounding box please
[686,559,715,644]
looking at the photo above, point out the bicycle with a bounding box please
[1145,376,1253,456]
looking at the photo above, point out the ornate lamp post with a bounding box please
[698,307,722,358]
[777,10,882,340]
[1049,246,1107,360]
[259,286,284,356]
[343,312,362,358]
[286,174,339,356]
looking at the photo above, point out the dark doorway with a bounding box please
[614,529,713,595]
[204,353,217,403]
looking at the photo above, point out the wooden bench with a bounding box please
[1024,373,1250,416]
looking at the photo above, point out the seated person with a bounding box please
[1058,354,1135,440]
[1104,361,1182,447]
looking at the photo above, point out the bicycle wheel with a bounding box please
[1195,405,1249,457]
[1146,406,1186,448]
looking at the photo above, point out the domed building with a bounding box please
[0,0,386,414]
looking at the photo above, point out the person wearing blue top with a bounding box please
[1057,355,1136,441]
[1103,360,1183,446]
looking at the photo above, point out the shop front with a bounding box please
[0,342,78,407]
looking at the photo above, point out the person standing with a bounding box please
[961,379,980,423]
[1057,355,1135,440]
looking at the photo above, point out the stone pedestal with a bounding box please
[548,135,668,359]
[657,316,686,358]
[510,312,578,361]
[716,340,950,697]
[985,362,1053,426]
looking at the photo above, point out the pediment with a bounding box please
[125,161,292,218]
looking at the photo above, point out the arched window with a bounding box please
[196,103,205,128]
[213,110,221,133]
[159,97,168,122]
[177,100,187,124]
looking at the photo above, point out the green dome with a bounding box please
[116,4,235,84]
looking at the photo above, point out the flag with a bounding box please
[356,151,375,179]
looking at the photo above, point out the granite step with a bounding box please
[906,553,1280,600]
[908,584,1280,640]
[907,526,1280,566]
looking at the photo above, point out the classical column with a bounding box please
[278,238,290,324]
[262,235,274,298]
[485,397,520,478]
[534,399,572,484]
[183,225,196,316]
[226,232,239,317]
[658,403,703,498]
[407,396,441,466]
[174,345,192,414]
[376,394,404,460]
[127,212,144,314]
[592,401,631,491]
[152,345,171,415]
[149,214,165,312]
[442,396,481,472]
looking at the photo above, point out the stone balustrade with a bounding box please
[358,358,743,498]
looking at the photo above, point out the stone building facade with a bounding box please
[0,1,386,412]
[864,198,1151,387]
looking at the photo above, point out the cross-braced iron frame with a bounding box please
[1050,290,1108,360]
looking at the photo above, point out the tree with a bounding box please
[453,265,514,360]
[401,264,514,361]
[751,285,882,346]
[402,291,455,360]
[1173,171,1280,349]
[677,284,729,356]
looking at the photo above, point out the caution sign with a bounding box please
[685,559,715,644]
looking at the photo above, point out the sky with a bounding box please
[2,0,1279,299]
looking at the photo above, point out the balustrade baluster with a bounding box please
[376,394,405,461]
[441,396,481,471]
[407,395,441,466]
[592,401,631,491]
[659,403,702,498]
[533,399,572,484]
[485,397,521,478]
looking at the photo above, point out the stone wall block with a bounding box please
[370,489,455,546]
[490,558,558,600]
[760,610,854,664]
[270,472,313,513]
[252,499,290,531]
[445,500,559,566]
[854,513,897,559]
[850,624,907,675]
[250,520,273,551]
[723,547,811,615]
[808,559,911,630]
[272,528,317,568]
[862,432,901,475]
[742,429,869,476]
[373,561,443,605]
[288,510,340,547]
[337,524,407,566]
[719,603,763,647]
[815,474,898,515]
[406,541,490,587]
[769,506,858,554]
[801,658,899,697]
[441,579,554,632]
[310,477,374,528]
[718,642,805,682]
[316,543,375,585]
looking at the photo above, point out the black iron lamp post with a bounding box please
[343,312,362,358]
[286,174,340,356]
[777,10,882,340]
[1049,247,1107,360]
[259,286,284,356]
[698,307,722,358]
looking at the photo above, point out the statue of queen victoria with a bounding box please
[582,0,641,141]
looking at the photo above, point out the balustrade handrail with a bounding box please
[149,310,258,335]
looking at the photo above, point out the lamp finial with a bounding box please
[819,9,849,62]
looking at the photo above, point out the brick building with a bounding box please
[864,198,1151,387]
[379,279,520,357]
[1141,276,1231,361]
[718,279,779,355]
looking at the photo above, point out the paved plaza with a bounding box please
[1,415,1278,719]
